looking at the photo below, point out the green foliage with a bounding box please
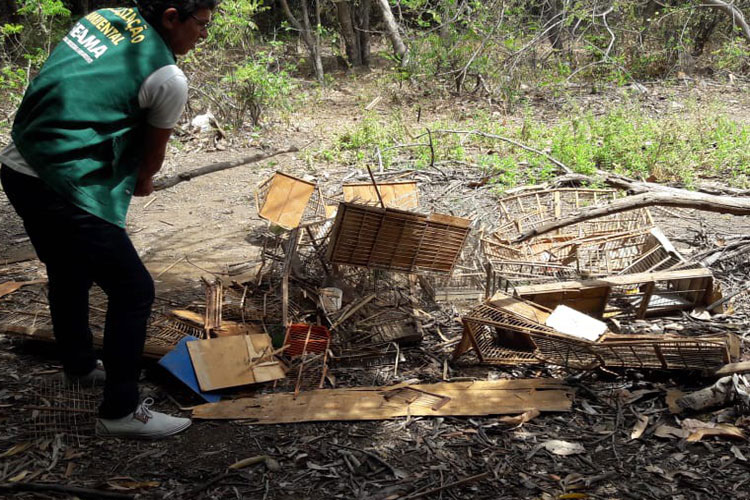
[16,0,71,59]
[330,101,750,190]
[712,39,750,74]
[0,66,27,92]
[208,0,267,50]
[221,53,294,128]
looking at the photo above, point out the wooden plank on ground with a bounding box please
[192,378,573,422]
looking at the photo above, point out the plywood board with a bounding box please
[192,379,573,422]
[545,305,606,341]
[258,172,316,229]
[187,334,285,391]
[343,181,419,209]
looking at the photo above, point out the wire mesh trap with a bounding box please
[19,378,98,446]
[326,202,471,274]
[419,272,486,306]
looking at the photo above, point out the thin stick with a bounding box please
[155,256,186,279]
[366,164,386,209]
[402,472,491,499]
[153,145,300,191]
[0,482,134,500]
[294,325,313,398]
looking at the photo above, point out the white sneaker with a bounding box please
[64,359,106,386]
[96,398,191,439]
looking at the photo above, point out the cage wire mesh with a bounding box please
[20,378,98,446]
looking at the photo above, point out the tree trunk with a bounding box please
[0,0,18,25]
[356,0,372,67]
[336,0,361,67]
[703,0,750,43]
[277,0,324,83]
[543,0,566,51]
[373,0,408,64]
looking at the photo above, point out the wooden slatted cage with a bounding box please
[326,202,471,274]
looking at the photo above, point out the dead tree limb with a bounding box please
[153,146,299,191]
[425,129,573,174]
[703,0,750,43]
[0,482,134,499]
[514,191,750,243]
[373,0,408,64]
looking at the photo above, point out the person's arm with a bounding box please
[134,125,173,197]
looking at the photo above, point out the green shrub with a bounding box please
[222,53,294,128]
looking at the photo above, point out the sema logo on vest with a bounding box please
[63,23,108,63]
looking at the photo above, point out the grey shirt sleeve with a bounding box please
[138,65,188,129]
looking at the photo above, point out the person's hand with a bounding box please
[134,175,154,197]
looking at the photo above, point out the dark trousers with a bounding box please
[1,165,153,418]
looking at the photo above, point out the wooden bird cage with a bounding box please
[454,295,602,369]
[483,227,685,291]
[454,292,738,371]
[514,267,717,319]
[594,333,739,370]
[326,202,471,274]
[496,188,653,241]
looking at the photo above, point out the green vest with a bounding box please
[12,8,176,227]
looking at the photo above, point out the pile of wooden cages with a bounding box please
[454,292,739,371]
[482,188,686,292]
[453,187,740,372]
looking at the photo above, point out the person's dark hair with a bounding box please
[136,0,218,26]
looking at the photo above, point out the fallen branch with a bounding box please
[425,129,573,174]
[402,472,491,499]
[153,145,299,191]
[0,482,134,499]
[514,191,750,242]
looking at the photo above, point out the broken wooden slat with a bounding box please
[202,277,223,333]
[0,279,46,299]
[192,379,573,422]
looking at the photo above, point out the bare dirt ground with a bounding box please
[2,74,750,499]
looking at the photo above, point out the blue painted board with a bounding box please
[158,336,221,403]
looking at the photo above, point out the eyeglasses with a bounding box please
[190,14,212,30]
